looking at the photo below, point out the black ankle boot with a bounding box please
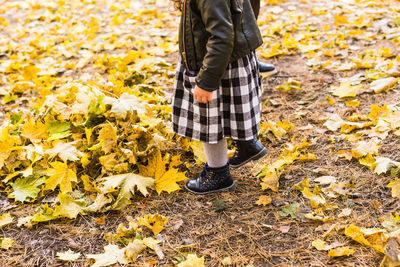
[228,139,267,168]
[258,62,277,76]
[185,163,235,195]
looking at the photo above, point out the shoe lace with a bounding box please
[199,165,218,187]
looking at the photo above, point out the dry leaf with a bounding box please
[178,254,205,267]
[255,195,272,206]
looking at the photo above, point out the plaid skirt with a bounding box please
[172,52,262,144]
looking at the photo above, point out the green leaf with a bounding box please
[278,203,300,219]
[10,176,46,202]
[46,121,71,140]
[213,199,230,212]
[31,204,59,224]
[3,93,17,104]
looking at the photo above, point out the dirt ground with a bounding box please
[1,0,400,266]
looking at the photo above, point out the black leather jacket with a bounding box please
[179,0,263,91]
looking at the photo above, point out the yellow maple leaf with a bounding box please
[387,178,400,198]
[139,149,186,194]
[100,173,154,210]
[371,77,398,94]
[0,238,14,250]
[190,140,206,163]
[178,254,205,267]
[0,138,15,169]
[0,213,14,229]
[22,65,40,81]
[45,141,83,162]
[98,123,117,153]
[255,195,272,206]
[344,224,386,253]
[80,174,98,192]
[87,244,127,267]
[44,161,77,192]
[295,179,326,208]
[54,193,86,219]
[330,81,361,99]
[337,150,353,161]
[312,239,327,251]
[345,99,360,107]
[328,246,355,257]
[142,237,161,250]
[305,212,333,222]
[374,157,400,175]
[99,153,118,171]
[359,154,376,169]
[351,139,380,158]
[275,78,302,91]
[368,104,389,121]
[125,239,146,262]
[21,119,48,143]
[137,214,168,235]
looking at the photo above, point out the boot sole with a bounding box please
[230,147,268,169]
[184,182,236,195]
[260,69,278,77]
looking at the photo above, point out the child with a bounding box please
[172,0,267,194]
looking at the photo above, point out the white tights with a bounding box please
[202,138,228,168]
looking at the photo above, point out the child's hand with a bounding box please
[194,85,213,103]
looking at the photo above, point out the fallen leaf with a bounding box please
[312,239,328,251]
[56,249,81,261]
[45,141,83,162]
[10,176,46,202]
[54,193,86,219]
[221,256,232,266]
[100,173,154,210]
[190,140,206,163]
[324,114,344,131]
[330,81,362,98]
[178,254,205,267]
[87,244,127,267]
[98,123,118,154]
[137,214,168,235]
[0,213,14,228]
[124,239,146,262]
[139,150,186,194]
[96,216,106,225]
[142,237,161,250]
[44,161,78,193]
[370,77,399,93]
[314,176,337,185]
[279,225,291,233]
[387,179,400,198]
[374,157,400,175]
[255,195,272,206]
[351,139,380,159]
[328,246,356,257]
[0,238,14,250]
[338,208,352,218]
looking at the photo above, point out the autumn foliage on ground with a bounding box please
[1,0,400,266]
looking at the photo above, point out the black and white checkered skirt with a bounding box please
[172,52,262,144]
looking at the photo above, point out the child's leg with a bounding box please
[202,139,228,168]
[185,138,235,194]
